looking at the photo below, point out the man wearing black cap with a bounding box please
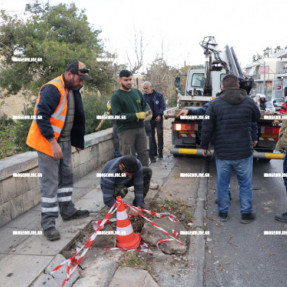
[111,70,150,167]
[100,155,152,216]
[26,61,92,241]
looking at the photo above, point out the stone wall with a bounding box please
[0,128,113,227]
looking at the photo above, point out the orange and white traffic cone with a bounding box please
[116,196,141,249]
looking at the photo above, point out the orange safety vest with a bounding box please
[26,75,68,157]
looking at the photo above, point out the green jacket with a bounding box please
[111,88,147,133]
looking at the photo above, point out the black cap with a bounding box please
[66,61,93,81]
[120,155,140,173]
[119,69,132,78]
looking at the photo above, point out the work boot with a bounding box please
[274,212,287,223]
[62,210,89,221]
[240,213,256,224]
[158,151,163,159]
[44,227,60,241]
[218,212,230,222]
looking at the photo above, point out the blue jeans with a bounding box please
[215,155,253,214]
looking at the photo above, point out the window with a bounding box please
[191,73,204,88]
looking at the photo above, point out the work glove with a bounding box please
[136,110,152,120]
[136,112,145,120]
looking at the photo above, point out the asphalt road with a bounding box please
[204,158,287,287]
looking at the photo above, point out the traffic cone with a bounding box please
[116,196,141,249]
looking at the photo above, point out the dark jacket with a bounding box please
[100,156,144,207]
[143,90,166,118]
[36,74,85,149]
[201,88,260,160]
[188,101,258,141]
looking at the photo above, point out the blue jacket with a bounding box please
[188,101,258,141]
[201,89,260,160]
[36,74,85,149]
[100,156,144,207]
[143,90,166,118]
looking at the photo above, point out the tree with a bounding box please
[126,32,144,74]
[0,2,114,96]
[263,47,273,58]
[144,57,178,105]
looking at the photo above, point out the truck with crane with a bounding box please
[164,36,284,161]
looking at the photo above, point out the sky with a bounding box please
[1,0,287,72]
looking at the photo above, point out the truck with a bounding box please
[164,36,284,161]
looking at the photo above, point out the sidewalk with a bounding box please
[0,130,208,287]
[0,165,105,287]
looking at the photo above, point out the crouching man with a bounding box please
[100,155,152,216]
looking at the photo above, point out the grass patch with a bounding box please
[119,252,145,268]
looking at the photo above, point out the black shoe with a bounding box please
[158,152,163,159]
[150,157,156,163]
[44,227,60,241]
[240,213,256,224]
[218,212,229,222]
[275,212,287,223]
[63,210,90,221]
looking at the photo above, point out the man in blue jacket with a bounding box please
[201,74,260,224]
[143,81,166,159]
[100,155,152,216]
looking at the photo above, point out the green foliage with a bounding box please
[0,2,114,96]
[82,92,112,135]
[14,105,34,152]
[167,93,178,108]
[0,114,18,159]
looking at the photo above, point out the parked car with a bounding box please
[265,101,276,113]
[272,98,285,112]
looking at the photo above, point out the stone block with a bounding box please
[23,189,36,212]
[109,267,159,287]
[141,217,188,255]
[31,254,79,287]
[0,182,3,204]
[0,254,53,287]
[2,177,17,202]
[0,201,12,227]
[10,195,24,219]
[15,176,30,196]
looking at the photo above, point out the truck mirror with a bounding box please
[175,77,181,89]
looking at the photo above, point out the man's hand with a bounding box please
[253,141,258,147]
[126,206,140,217]
[155,115,161,122]
[75,147,82,153]
[202,149,208,157]
[136,112,145,120]
[176,109,189,118]
[50,138,63,160]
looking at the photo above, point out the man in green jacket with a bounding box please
[111,70,150,167]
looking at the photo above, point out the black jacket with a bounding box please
[201,88,260,160]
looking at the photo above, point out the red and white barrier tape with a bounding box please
[51,201,184,286]
[131,205,178,223]
[125,203,185,247]
[50,203,117,287]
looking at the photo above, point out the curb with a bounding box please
[189,158,208,287]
